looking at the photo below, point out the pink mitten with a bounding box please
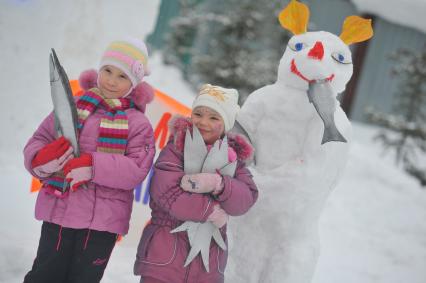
[32,147,74,178]
[63,153,93,191]
[180,173,222,194]
[207,205,229,228]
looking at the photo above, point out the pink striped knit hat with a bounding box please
[99,37,150,88]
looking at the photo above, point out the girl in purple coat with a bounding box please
[134,84,258,283]
[23,38,155,283]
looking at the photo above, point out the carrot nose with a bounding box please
[308,41,324,60]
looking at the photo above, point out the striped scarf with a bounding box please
[46,87,134,196]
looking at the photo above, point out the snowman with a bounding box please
[225,1,373,282]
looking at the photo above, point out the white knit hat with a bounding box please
[99,37,150,87]
[192,84,240,132]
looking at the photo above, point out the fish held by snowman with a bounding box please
[226,1,373,282]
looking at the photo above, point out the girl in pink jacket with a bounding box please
[134,84,258,283]
[23,38,155,283]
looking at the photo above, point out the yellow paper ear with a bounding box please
[339,16,374,45]
[279,0,310,35]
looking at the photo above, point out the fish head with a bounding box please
[49,52,60,83]
[278,31,353,95]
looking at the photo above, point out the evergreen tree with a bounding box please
[163,0,201,73]
[367,47,426,186]
[164,0,290,104]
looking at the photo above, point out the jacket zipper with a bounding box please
[156,161,183,169]
[184,239,192,283]
[184,260,191,283]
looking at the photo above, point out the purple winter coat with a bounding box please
[23,89,155,235]
[134,116,258,283]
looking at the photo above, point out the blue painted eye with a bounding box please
[289,41,306,52]
[331,52,352,64]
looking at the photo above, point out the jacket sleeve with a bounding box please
[215,162,258,216]
[149,143,217,222]
[23,112,56,179]
[91,114,155,190]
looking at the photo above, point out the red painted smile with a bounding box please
[290,59,335,83]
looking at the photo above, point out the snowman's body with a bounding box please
[225,30,353,283]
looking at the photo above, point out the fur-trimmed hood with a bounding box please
[168,115,254,163]
[78,69,154,113]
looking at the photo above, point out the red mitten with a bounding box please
[32,147,74,178]
[31,136,71,168]
[63,153,93,191]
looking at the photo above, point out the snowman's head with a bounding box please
[277,0,373,94]
[278,31,353,94]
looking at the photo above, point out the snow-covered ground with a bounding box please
[1,1,425,283]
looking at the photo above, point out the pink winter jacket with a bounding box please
[23,84,155,235]
[134,117,258,283]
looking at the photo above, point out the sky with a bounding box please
[0,1,425,283]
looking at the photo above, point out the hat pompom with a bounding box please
[131,82,155,113]
[79,69,98,90]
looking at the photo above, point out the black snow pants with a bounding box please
[24,221,118,283]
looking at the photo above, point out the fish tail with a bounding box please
[322,123,347,144]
